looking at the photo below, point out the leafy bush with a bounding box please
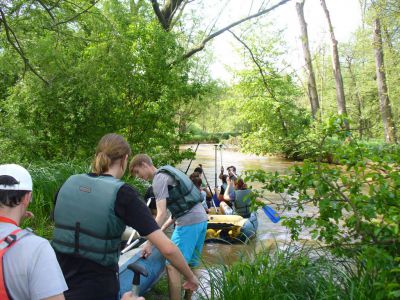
[243,117,400,298]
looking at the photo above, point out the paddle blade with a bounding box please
[262,205,280,223]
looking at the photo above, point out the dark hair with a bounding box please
[236,178,247,190]
[0,175,29,207]
[92,133,131,175]
[193,167,203,174]
[189,172,202,188]
[227,165,236,172]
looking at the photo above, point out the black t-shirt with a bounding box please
[55,174,159,300]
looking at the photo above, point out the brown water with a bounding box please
[178,144,317,266]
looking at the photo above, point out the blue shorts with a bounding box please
[169,221,207,267]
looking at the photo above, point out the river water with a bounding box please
[178,144,316,266]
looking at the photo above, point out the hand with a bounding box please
[24,211,34,219]
[220,166,224,173]
[121,291,145,300]
[182,274,199,291]
[226,176,231,185]
[141,241,152,259]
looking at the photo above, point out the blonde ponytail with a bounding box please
[92,152,111,175]
[91,133,131,175]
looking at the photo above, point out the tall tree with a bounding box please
[373,17,397,143]
[296,0,319,119]
[320,0,349,130]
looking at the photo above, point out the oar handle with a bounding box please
[127,262,149,296]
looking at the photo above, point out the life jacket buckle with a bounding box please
[4,234,17,246]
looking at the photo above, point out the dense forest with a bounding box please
[1,0,399,298]
[1,0,399,163]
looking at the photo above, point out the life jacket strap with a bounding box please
[0,228,32,300]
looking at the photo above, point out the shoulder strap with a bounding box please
[0,229,31,250]
[0,228,32,300]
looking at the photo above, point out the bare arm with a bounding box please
[142,198,169,255]
[161,216,175,231]
[154,199,168,227]
[223,177,234,201]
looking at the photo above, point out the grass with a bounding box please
[145,274,169,300]
[22,161,148,239]
[22,161,90,238]
[196,242,385,300]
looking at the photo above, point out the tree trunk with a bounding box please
[296,0,319,119]
[320,0,349,130]
[373,17,397,143]
[346,58,365,138]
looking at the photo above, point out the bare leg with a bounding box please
[166,264,181,300]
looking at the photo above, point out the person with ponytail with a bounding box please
[52,133,198,300]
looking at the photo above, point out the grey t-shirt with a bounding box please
[153,172,208,226]
[0,223,68,300]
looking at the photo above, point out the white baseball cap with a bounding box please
[0,164,33,191]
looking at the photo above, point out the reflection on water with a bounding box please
[177,144,316,267]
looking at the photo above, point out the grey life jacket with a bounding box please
[52,174,125,267]
[234,189,252,218]
[156,165,202,219]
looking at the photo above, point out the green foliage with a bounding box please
[202,244,391,300]
[0,1,216,164]
[244,117,400,298]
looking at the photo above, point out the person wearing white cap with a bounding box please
[0,164,68,300]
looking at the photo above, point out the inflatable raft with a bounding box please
[205,212,258,244]
[118,243,165,297]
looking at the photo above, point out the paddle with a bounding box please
[122,198,152,254]
[198,164,219,212]
[262,205,281,223]
[185,142,200,174]
[214,145,218,188]
[219,144,223,167]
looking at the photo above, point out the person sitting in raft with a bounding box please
[219,176,252,218]
[218,165,237,180]
[190,172,209,213]
[216,174,228,202]
[52,133,199,300]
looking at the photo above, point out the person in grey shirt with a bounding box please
[0,164,68,300]
[130,155,208,300]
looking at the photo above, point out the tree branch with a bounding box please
[52,0,100,27]
[228,29,289,136]
[36,0,55,21]
[150,0,168,29]
[0,8,49,85]
[179,0,292,61]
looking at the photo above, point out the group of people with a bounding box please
[0,133,250,300]
[188,164,251,218]
[0,133,205,300]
